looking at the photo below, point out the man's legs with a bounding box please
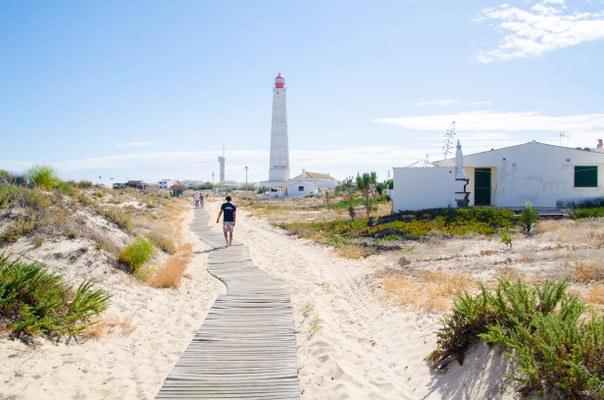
[228,230,233,246]
[223,230,229,247]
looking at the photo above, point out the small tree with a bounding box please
[519,201,539,235]
[325,191,331,208]
[346,191,356,227]
[356,173,372,217]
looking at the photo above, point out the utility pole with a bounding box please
[245,166,249,202]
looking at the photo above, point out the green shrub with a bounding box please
[54,181,75,196]
[427,278,603,398]
[0,254,110,340]
[93,190,104,198]
[519,201,539,235]
[118,237,156,274]
[0,183,24,208]
[573,207,604,219]
[27,164,60,191]
[77,180,93,189]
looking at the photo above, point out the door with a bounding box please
[474,168,491,206]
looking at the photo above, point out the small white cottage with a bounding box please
[290,170,338,189]
[286,181,318,197]
[393,140,604,211]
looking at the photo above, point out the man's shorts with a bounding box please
[223,221,235,233]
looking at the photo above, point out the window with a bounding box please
[298,186,304,191]
[574,166,598,187]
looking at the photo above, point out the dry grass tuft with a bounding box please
[336,244,364,259]
[588,284,604,304]
[382,270,471,311]
[571,260,604,283]
[82,313,136,338]
[150,256,188,288]
[146,227,177,254]
[177,242,194,258]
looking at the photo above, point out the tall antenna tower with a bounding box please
[442,121,456,159]
[218,146,225,183]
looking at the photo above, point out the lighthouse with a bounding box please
[268,73,290,182]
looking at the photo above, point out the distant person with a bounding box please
[216,196,236,247]
[200,194,205,208]
[193,191,200,208]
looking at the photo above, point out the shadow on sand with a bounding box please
[423,342,524,400]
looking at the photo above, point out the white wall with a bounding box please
[393,167,460,211]
[463,142,604,208]
[286,182,317,197]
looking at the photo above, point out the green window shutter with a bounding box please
[574,166,598,187]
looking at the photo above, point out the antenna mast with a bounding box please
[442,121,456,159]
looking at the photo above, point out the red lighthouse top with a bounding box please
[274,73,285,89]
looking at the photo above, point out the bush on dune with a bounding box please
[26,164,60,191]
[0,254,111,341]
[118,237,156,275]
[427,277,603,399]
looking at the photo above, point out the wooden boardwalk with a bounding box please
[156,208,300,399]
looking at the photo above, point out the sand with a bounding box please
[204,200,518,400]
[1,200,519,399]
[0,207,223,399]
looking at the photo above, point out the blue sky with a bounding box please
[2,0,604,184]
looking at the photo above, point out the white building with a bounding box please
[393,140,604,211]
[286,181,318,197]
[158,179,178,189]
[290,170,338,189]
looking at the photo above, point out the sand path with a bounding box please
[204,200,441,400]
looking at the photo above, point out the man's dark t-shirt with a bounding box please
[221,202,237,222]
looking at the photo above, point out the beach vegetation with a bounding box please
[0,216,36,244]
[146,226,177,255]
[573,207,604,219]
[310,313,320,334]
[519,201,539,235]
[26,164,60,191]
[500,231,513,250]
[96,206,133,232]
[118,237,156,275]
[277,208,517,246]
[570,260,604,283]
[427,277,603,399]
[149,256,188,288]
[0,183,24,208]
[0,254,110,341]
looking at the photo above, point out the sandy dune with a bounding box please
[1,201,517,399]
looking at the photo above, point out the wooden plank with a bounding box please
[155,208,300,399]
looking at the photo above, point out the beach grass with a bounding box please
[427,277,603,399]
[0,254,110,341]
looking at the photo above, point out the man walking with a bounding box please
[216,196,236,247]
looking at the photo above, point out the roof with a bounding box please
[291,171,336,180]
[433,140,604,166]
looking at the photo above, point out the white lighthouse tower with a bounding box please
[268,73,290,182]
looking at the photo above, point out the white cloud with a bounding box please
[1,147,426,184]
[116,142,152,148]
[375,110,604,133]
[414,99,492,107]
[475,1,604,62]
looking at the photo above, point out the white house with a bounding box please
[158,179,178,189]
[393,140,604,211]
[290,170,338,189]
[286,181,318,197]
